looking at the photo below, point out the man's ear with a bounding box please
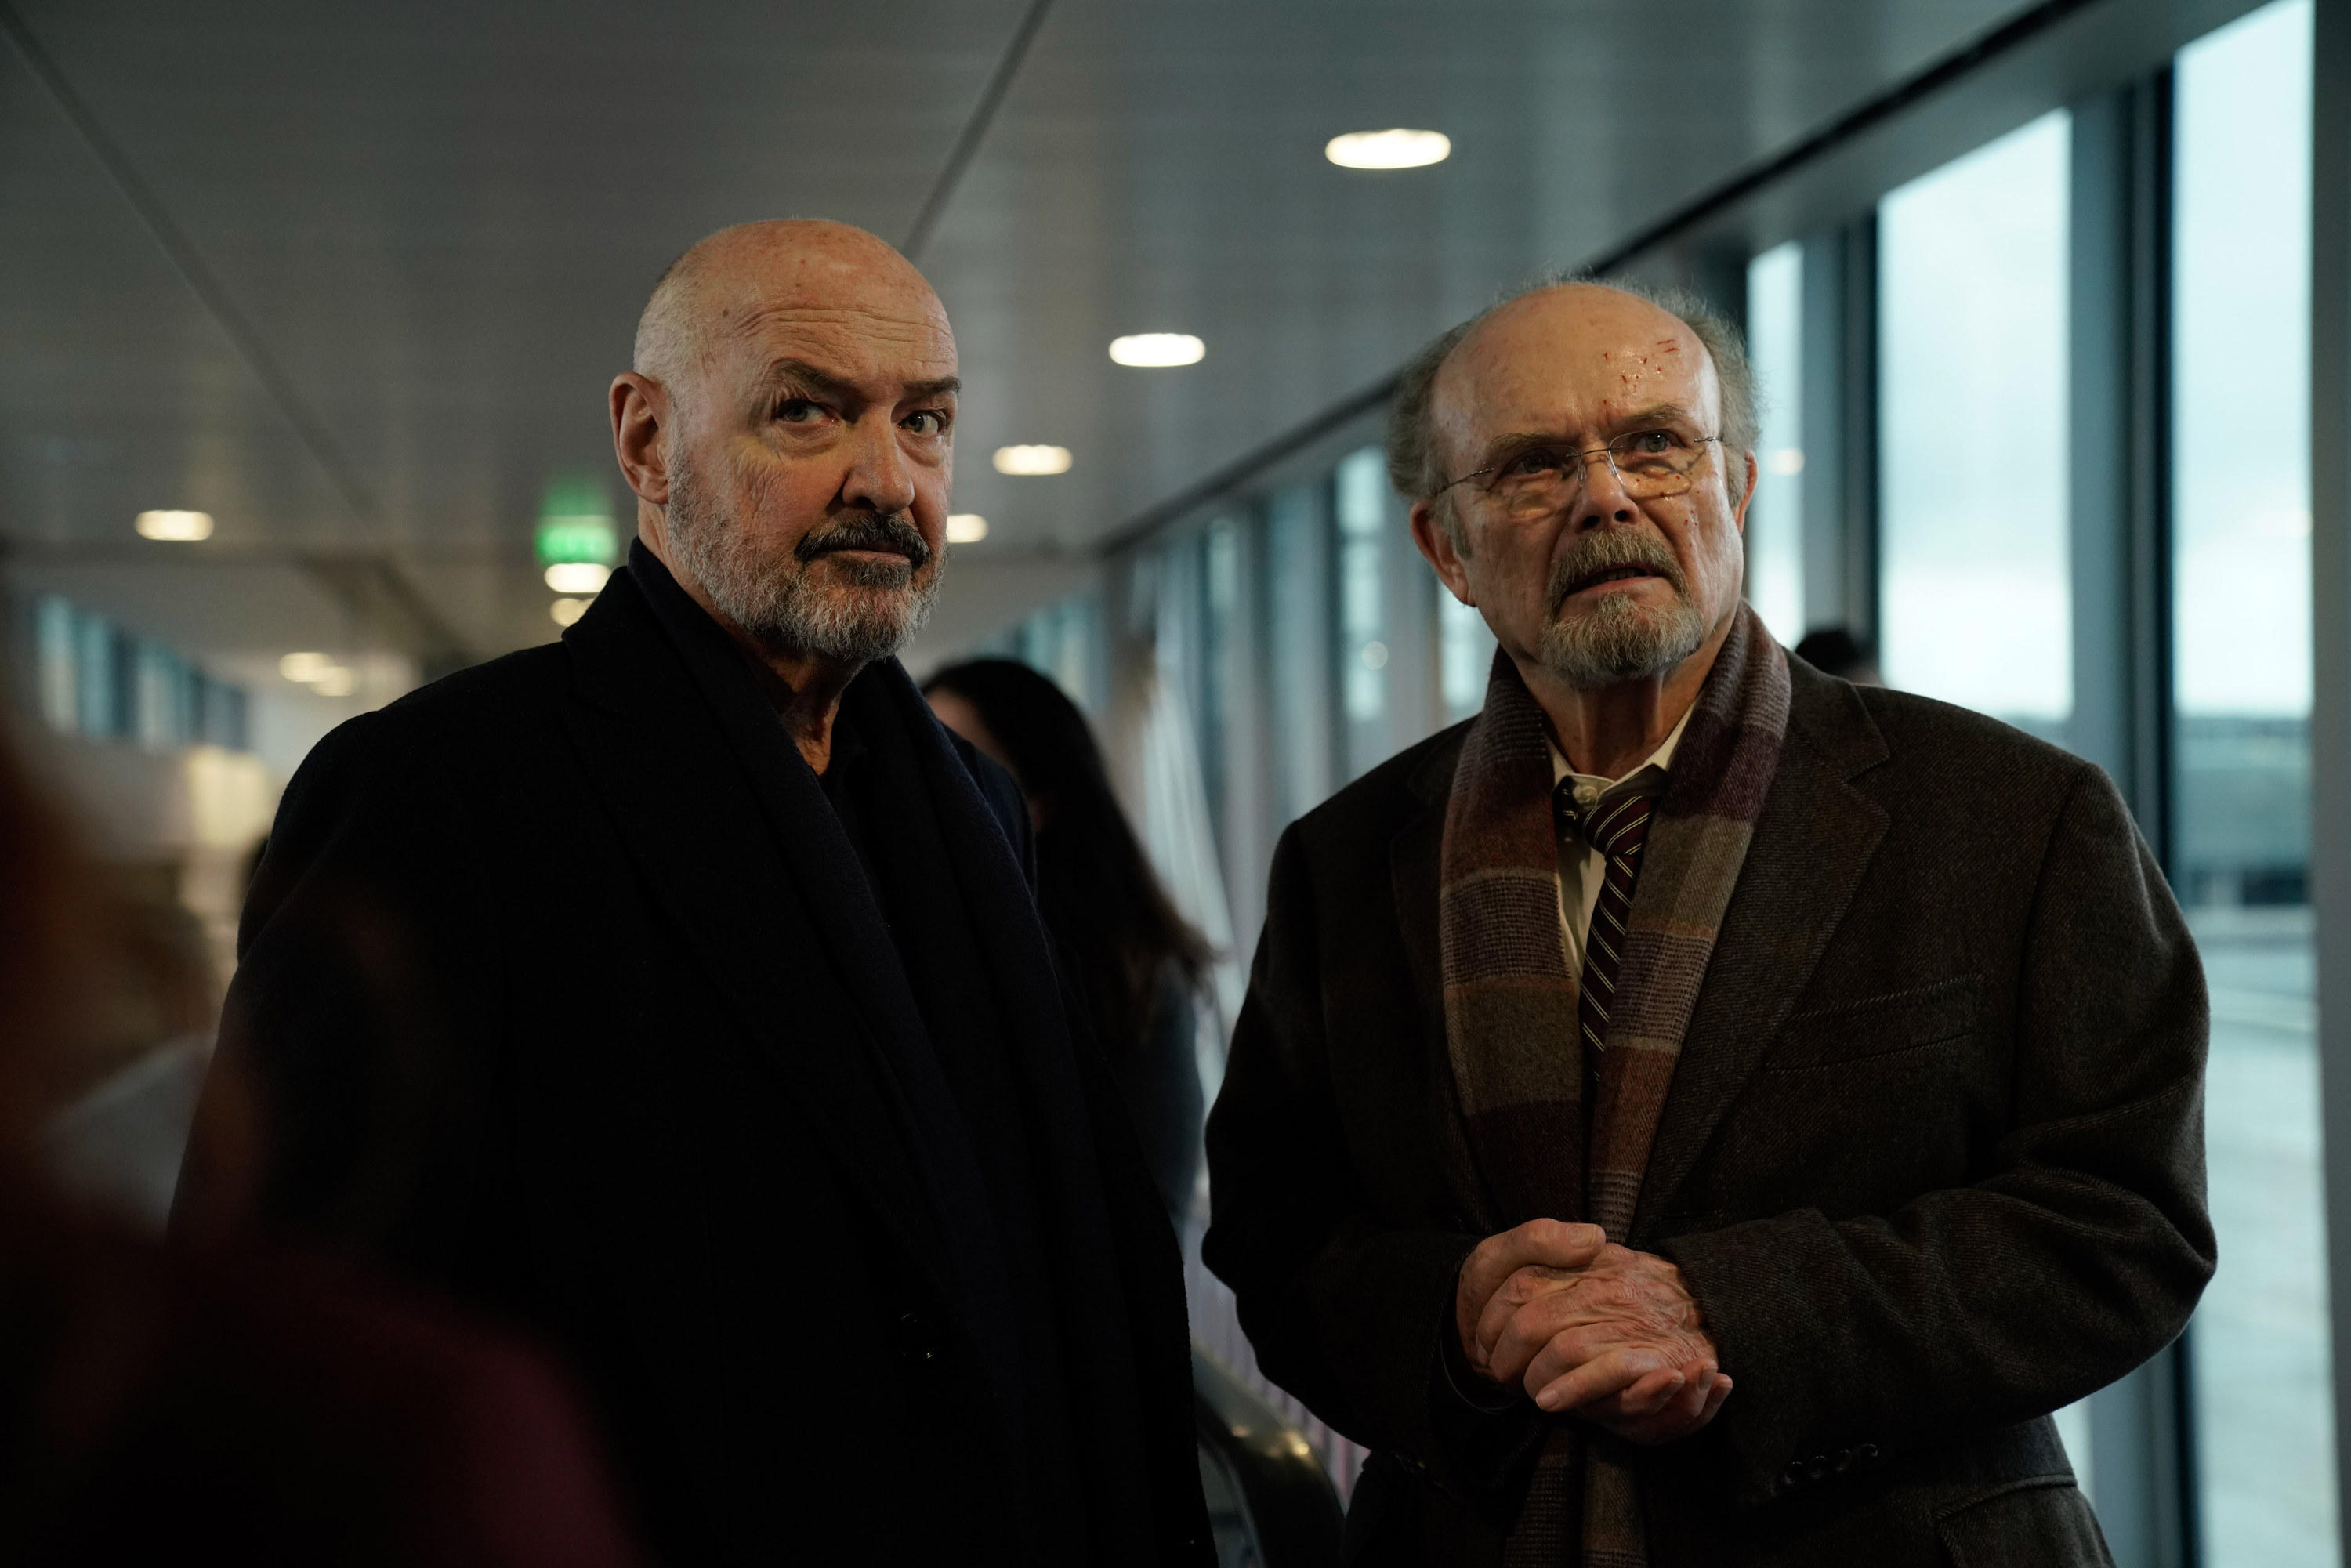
[1732,451,1759,535]
[610,372,673,506]
[1410,499,1476,607]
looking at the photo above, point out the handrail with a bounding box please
[1193,1344,1343,1567]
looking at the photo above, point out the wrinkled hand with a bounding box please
[1454,1219,1730,1446]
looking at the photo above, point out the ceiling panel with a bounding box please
[2,0,2048,679]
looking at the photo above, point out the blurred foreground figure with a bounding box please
[178,220,1208,1566]
[1204,280,2212,1565]
[925,658,1213,1229]
[0,732,635,1566]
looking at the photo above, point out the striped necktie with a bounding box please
[1557,785,1656,1064]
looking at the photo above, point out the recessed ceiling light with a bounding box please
[1325,129,1451,170]
[993,445,1073,476]
[280,651,357,695]
[550,596,591,627]
[946,514,990,544]
[544,562,610,594]
[1109,333,1205,368]
[136,509,213,541]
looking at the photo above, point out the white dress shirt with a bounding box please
[1549,708,1691,976]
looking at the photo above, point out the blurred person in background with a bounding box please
[0,722,638,1567]
[924,657,1214,1229]
[1791,626,1881,686]
[176,219,1211,1566]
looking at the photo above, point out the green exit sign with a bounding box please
[535,517,618,567]
[536,473,616,567]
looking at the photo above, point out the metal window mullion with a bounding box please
[2307,2,2351,1561]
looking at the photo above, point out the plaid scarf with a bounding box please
[1436,604,1789,1565]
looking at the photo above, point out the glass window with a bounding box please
[1438,594,1495,722]
[1746,241,1806,644]
[198,677,248,753]
[1878,110,2073,743]
[1335,447,1389,777]
[2172,4,2331,1563]
[35,596,76,734]
[1268,483,1333,824]
[75,612,123,740]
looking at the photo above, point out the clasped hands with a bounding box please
[1454,1218,1731,1445]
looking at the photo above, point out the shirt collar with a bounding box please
[1549,704,1693,801]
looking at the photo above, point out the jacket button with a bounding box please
[1806,1454,1829,1482]
[893,1311,947,1366]
[1833,1448,1853,1473]
[1780,1461,1806,1490]
[1857,1442,1880,1463]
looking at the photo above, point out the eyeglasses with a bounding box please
[1436,428,1724,520]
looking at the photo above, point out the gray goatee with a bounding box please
[665,457,942,664]
[1538,528,1707,690]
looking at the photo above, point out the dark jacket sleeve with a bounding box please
[1654,765,2215,1505]
[173,708,507,1284]
[1205,825,1534,1497]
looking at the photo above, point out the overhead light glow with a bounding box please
[1768,448,1806,476]
[993,445,1073,476]
[1109,333,1205,368]
[946,514,990,544]
[281,651,357,696]
[550,596,591,627]
[544,562,611,594]
[1325,129,1451,170]
[136,509,213,541]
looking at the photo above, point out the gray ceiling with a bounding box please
[2,0,2041,676]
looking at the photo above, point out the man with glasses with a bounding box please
[1204,278,2210,1565]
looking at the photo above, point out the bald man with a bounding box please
[179,222,1212,1566]
[1203,280,2210,1566]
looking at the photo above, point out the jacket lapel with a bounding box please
[1392,728,1503,1235]
[553,574,955,1293]
[1630,672,1892,1240]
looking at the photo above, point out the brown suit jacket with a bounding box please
[1203,657,2213,1566]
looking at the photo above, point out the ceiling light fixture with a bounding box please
[946,514,990,544]
[1324,129,1451,170]
[544,562,611,594]
[136,509,213,541]
[1109,333,1205,368]
[993,445,1072,476]
[550,597,591,627]
[280,651,357,696]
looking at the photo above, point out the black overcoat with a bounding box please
[177,567,1211,1566]
[1203,656,2214,1566]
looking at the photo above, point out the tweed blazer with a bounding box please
[1203,656,2214,1567]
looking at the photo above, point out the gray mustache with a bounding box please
[795,512,933,570]
[1545,529,1689,607]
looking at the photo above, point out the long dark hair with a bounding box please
[923,660,1210,1056]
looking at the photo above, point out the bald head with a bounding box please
[632,220,950,415]
[607,218,962,675]
[1386,275,1757,520]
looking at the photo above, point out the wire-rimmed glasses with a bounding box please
[1436,428,1724,520]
